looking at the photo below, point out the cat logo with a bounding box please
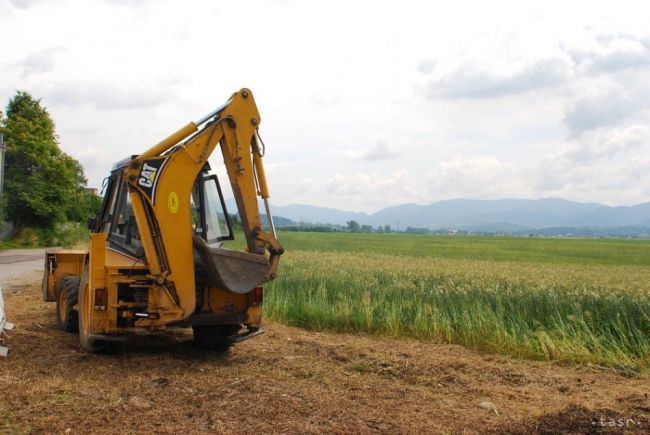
[138,163,158,188]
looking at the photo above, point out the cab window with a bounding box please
[203,175,232,245]
[109,180,144,257]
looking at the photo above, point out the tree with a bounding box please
[384,225,391,233]
[1,91,91,229]
[64,159,102,223]
[360,224,372,233]
[346,220,360,232]
[0,110,4,220]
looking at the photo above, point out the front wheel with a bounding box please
[56,276,79,332]
[192,325,240,352]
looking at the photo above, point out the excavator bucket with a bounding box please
[193,236,271,294]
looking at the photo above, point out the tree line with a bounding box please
[345,220,393,233]
[0,91,101,244]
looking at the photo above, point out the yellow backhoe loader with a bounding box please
[41,88,284,352]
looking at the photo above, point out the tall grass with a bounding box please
[265,250,650,369]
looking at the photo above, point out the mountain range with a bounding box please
[230,198,650,232]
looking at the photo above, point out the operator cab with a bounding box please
[89,160,233,260]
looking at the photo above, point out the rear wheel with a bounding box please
[56,276,79,332]
[192,325,240,351]
[78,267,112,353]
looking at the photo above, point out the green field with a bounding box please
[275,232,650,266]
[258,232,650,370]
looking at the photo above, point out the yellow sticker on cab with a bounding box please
[168,192,179,214]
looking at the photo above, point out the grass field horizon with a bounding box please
[259,232,650,371]
[274,231,650,266]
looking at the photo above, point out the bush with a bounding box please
[12,226,40,246]
[49,222,89,248]
[9,222,89,248]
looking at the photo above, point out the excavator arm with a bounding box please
[122,88,283,319]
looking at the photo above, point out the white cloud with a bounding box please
[563,89,648,136]
[8,0,42,9]
[560,124,649,163]
[265,156,533,211]
[421,58,571,99]
[532,156,650,206]
[344,139,400,162]
[103,0,152,6]
[417,59,436,74]
[427,156,531,200]
[533,119,650,203]
[320,169,433,211]
[2,0,650,212]
[19,47,64,75]
[561,33,650,137]
[44,81,175,109]
[569,34,650,73]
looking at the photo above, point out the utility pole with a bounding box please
[0,133,5,195]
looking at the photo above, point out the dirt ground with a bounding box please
[1,279,649,434]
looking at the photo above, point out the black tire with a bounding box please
[192,325,240,352]
[77,266,114,353]
[56,276,80,332]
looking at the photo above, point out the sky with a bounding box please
[1,0,650,213]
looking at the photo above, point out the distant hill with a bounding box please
[365,198,607,229]
[262,204,368,226]
[260,214,293,227]
[226,200,365,226]
[227,197,650,233]
[256,198,650,232]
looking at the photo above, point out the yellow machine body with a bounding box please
[42,89,283,350]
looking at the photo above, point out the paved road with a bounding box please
[0,249,45,292]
